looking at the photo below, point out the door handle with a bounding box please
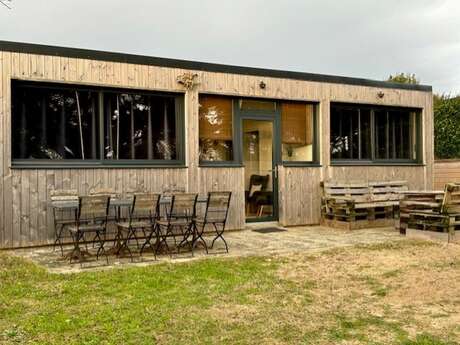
[272,166,278,179]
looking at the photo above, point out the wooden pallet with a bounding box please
[320,180,407,230]
[405,183,460,243]
[399,191,444,234]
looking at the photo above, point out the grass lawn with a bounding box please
[1,240,460,344]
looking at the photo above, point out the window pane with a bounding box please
[360,109,372,159]
[199,95,233,161]
[104,93,177,160]
[331,103,420,162]
[374,110,418,160]
[374,110,388,159]
[281,102,314,162]
[388,110,415,160]
[12,85,99,160]
[330,106,370,160]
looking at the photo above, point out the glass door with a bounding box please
[242,119,278,221]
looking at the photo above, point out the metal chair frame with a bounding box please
[50,189,79,256]
[194,191,232,253]
[68,195,110,265]
[156,193,198,257]
[115,193,160,260]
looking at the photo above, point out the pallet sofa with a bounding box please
[406,183,460,243]
[320,180,408,230]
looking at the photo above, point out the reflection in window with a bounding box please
[104,93,176,160]
[330,107,371,160]
[199,95,233,161]
[12,81,182,163]
[375,110,416,160]
[12,86,99,160]
[330,103,419,161]
[281,102,315,162]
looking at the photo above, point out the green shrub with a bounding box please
[434,96,460,159]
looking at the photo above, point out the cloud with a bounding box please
[0,0,459,94]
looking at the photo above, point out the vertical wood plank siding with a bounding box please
[434,160,460,190]
[0,51,433,248]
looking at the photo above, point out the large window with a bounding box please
[199,95,234,162]
[12,81,184,165]
[330,103,421,163]
[281,102,316,162]
[199,95,317,165]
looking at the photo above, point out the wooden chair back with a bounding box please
[131,193,161,220]
[169,193,198,221]
[204,191,232,223]
[78,195,110,222]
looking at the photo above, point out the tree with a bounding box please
[387,73,419,84]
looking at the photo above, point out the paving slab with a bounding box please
[7,226,403,274]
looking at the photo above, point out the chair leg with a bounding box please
[140,225,157,258]
[53,223,66,256]
[130,228,140,249]
[193,222,208,254]
[125,228,134,262]
[70,230,84,265]
[211,223,228,253]
[96,230,109,264]
[157,225,172,258]
[116,227,133,262]
[153,225,166,260]
[178,222,195,256]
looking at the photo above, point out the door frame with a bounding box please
[233,100,281,222]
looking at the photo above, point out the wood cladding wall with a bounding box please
[434,160,460,190]
[0,51,433,248]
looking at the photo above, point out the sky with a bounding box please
[1,0,459,94]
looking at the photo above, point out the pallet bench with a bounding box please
[407,183,460,243]
[320,180,408,230]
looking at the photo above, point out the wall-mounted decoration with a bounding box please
[176,72,200,90]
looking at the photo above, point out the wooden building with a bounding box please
[0,41,433,248]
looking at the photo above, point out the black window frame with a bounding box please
[11,80,185,169]
[198,94,320,168]
[330,102,423,166]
